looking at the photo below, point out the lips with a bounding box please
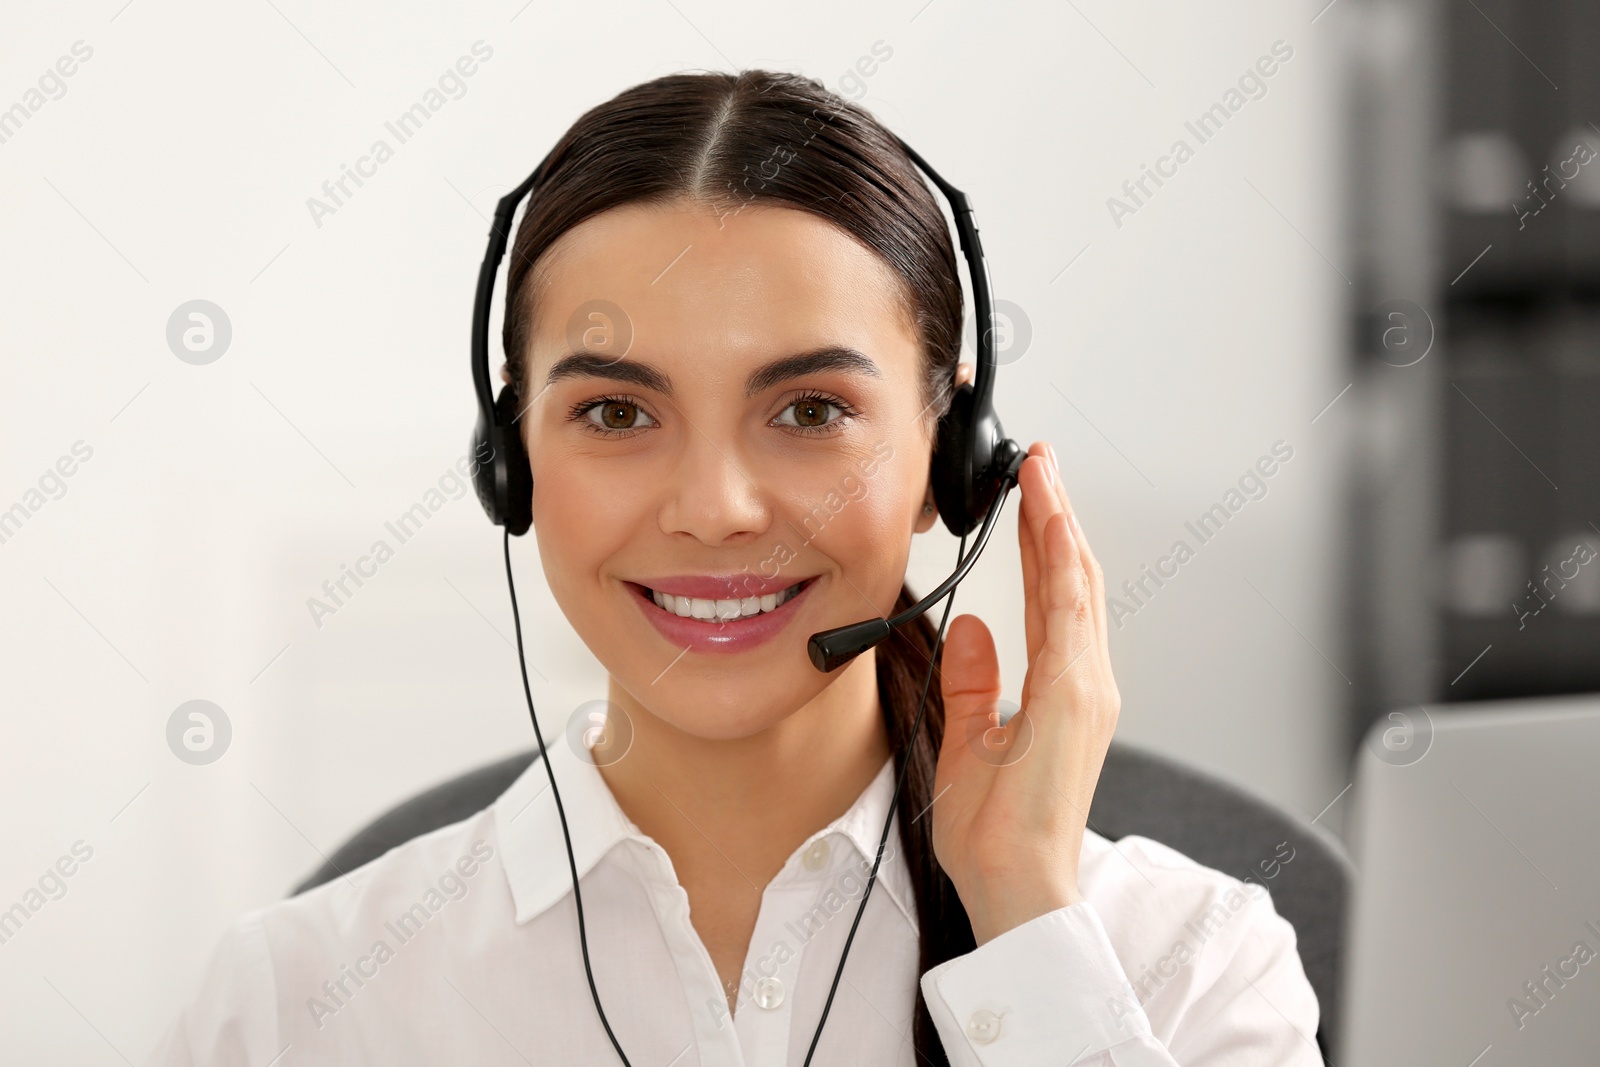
[637,573,814,599]
[625,575,819,654]
[648,577,809,618]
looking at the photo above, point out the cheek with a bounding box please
[797,467,919,594]
[529,453,639,596]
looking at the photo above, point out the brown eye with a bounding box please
[571,396,658,436]
[774,392,854,435]
[596,400,639,430]
[792,398,830,428]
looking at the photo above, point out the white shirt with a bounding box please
[145,735,1323,1066]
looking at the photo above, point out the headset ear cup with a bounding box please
[472,385,534,534]
[470,406,501,526]
[930,380,977,537]
[493,385,534,536]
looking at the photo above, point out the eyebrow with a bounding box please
[541,345,883,399]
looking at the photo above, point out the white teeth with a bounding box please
[650,581,805,621]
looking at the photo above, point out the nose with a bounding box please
[657,428,773,546]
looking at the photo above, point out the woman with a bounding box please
[149,69,1321,1066]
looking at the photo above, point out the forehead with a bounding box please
[526,199,919,377]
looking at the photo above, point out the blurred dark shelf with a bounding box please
[1441,616,1600,701]
[1443,209,1600,302]
[1346,0,1600,744]
[1427,0,1600,707]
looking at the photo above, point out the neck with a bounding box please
[596,650,892,889]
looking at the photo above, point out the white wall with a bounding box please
[0,0,1349,1059]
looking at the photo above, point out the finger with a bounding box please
[1040,510,1090,684]
[1046,508,1122,747]
[1043,444,1107,649]
[1021,444,1062,567]
[1067,509,1110,663]
[1042,443,1075,536]
[1024,518,1100,780]
[1017,448,1048,657]
[1022,448,1064,634]
[1018,489,1043,657]
[1052,482,1108,664]
[938,613,1005,769]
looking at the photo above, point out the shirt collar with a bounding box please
[492,737,918,929]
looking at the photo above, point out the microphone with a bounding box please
[806,444,1026,673]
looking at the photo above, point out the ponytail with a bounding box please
[875,581,974,1065]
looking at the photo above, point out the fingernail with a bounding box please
[1069,510,1081,536]
[1046,443,1060,480]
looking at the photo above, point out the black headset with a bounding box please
[468,128,1025,1066]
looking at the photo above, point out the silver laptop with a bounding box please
[1341,694,1600,1066]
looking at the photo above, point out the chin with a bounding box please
[621,668,818,743]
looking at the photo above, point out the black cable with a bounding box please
[503,529,633,1064]
[800,528,968,1067]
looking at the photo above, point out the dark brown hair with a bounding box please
[502,68,973,1062]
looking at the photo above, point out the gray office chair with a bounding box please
[295,740,1352,1063]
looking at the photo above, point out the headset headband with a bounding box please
[470,146,557,422]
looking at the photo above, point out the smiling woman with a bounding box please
[518,194,948,675]
[149,68,1322,1067]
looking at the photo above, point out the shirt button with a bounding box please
[802,839,830,870]
[966,1008,1002,1044]
[753,975,785,1010]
